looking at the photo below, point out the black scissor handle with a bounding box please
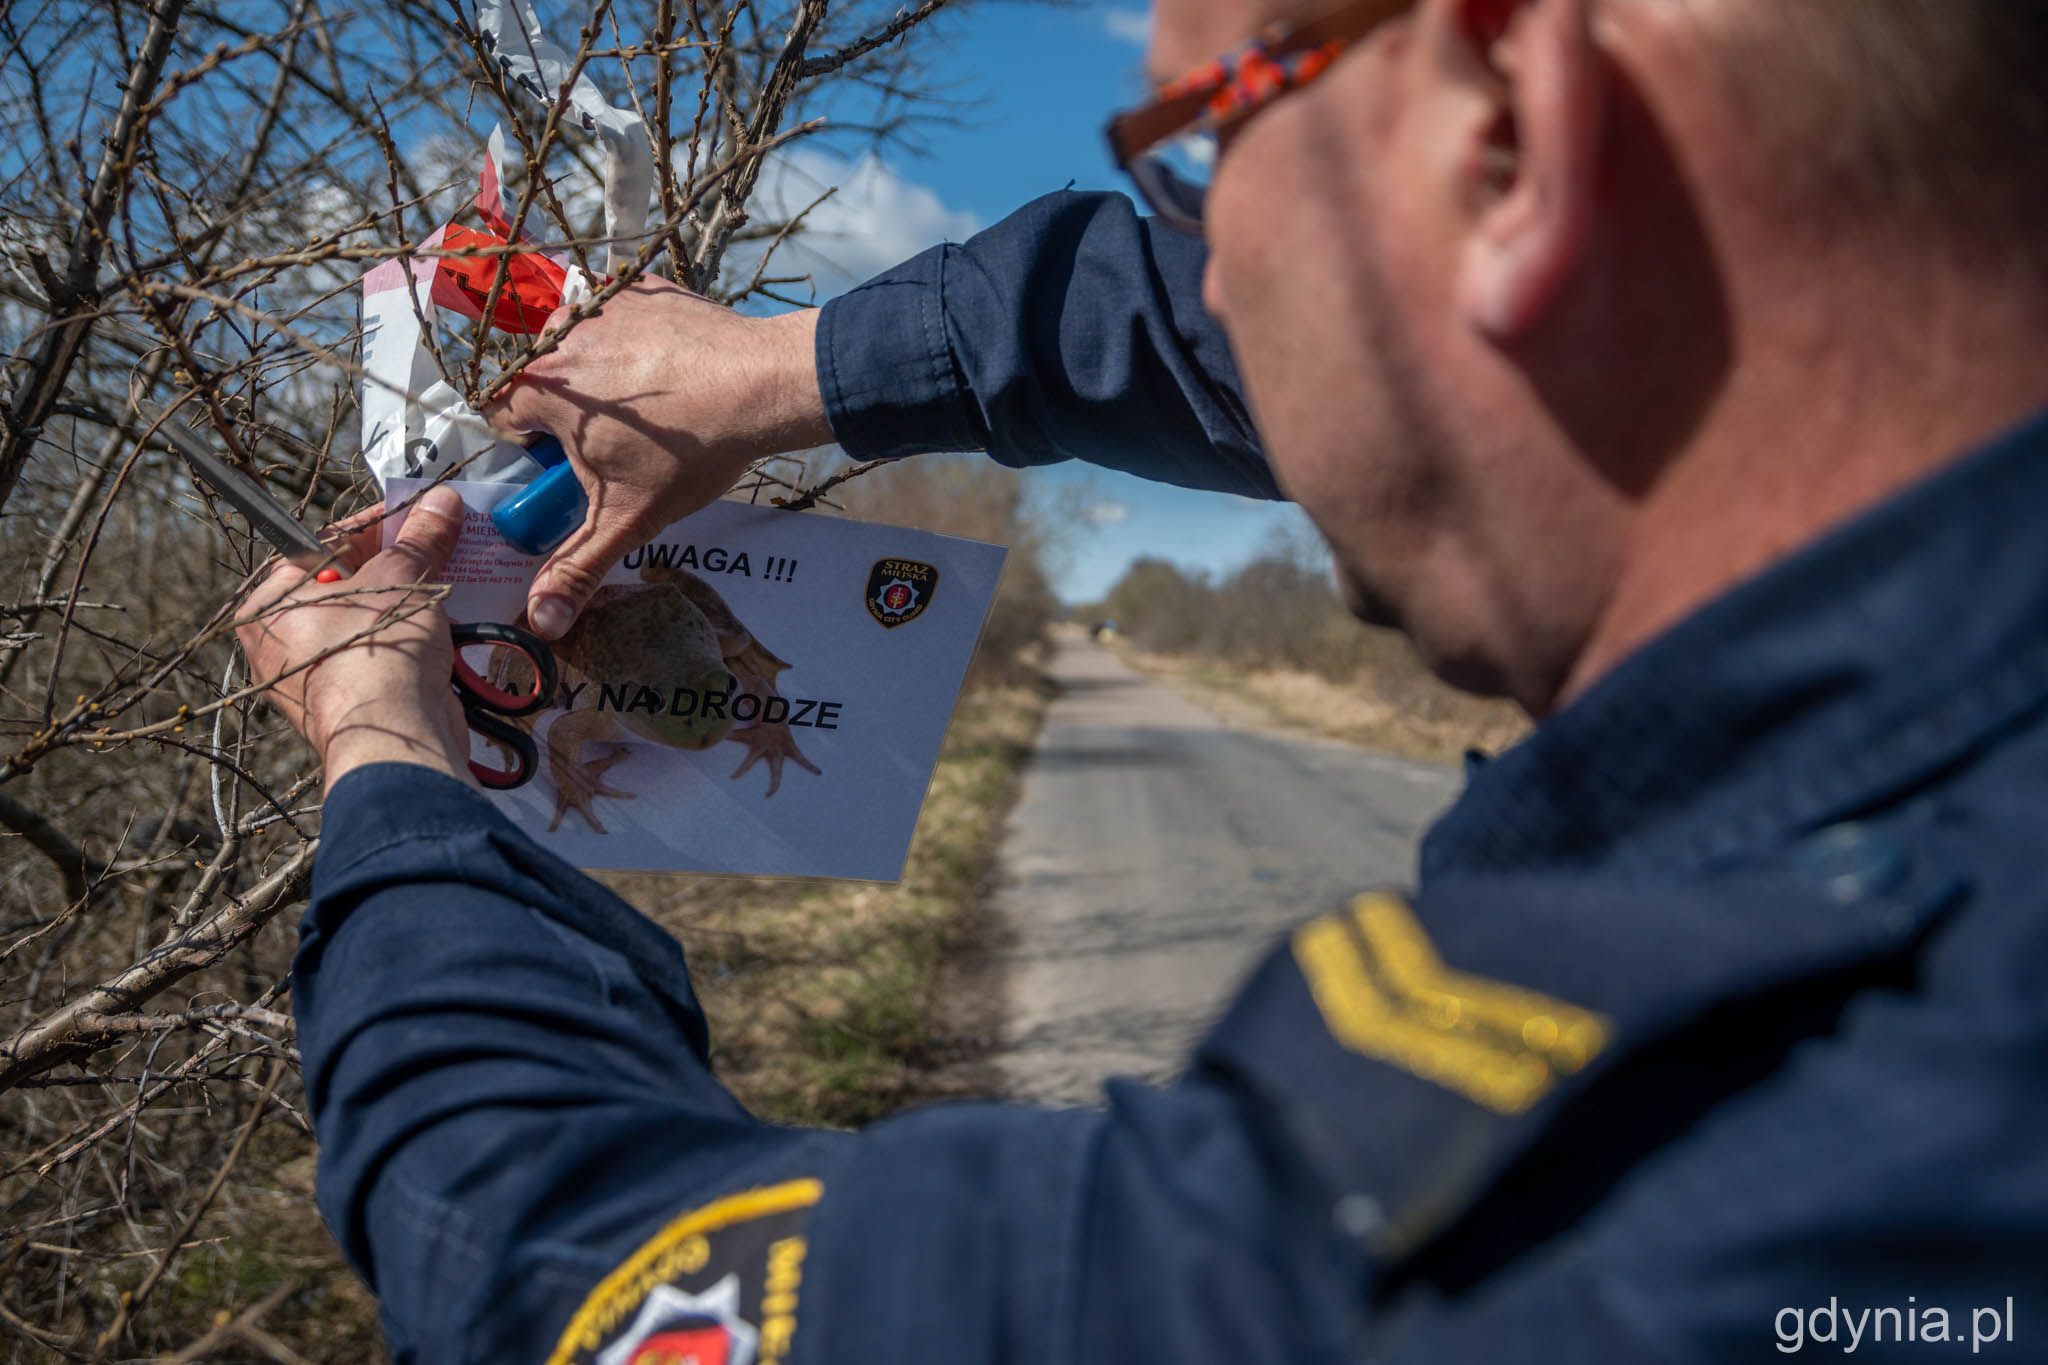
[463,705,540,790]
[449,621,558,717]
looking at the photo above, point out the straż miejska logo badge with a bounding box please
[865,558,938,629]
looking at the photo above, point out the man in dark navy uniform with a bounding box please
[240,0,2048,1359]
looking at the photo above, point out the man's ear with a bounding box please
[1452,0,1608,340]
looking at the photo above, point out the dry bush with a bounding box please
[1099,554,1214,654]
[0,2,1032,1358]
[1100,536,1528,759]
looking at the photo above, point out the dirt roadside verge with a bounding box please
[1114,646,1528,762]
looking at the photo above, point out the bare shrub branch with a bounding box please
[0,2,998,1355]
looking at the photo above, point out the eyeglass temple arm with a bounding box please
[1108,0,1411,166]
[1109,89,1212,167]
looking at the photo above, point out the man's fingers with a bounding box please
[481,343,571,437]
[539,300,577,341]
[240,559,310,623]
[479,372,540,437]
[321,515,389,574]
[525,533,617,640]
[374,484,466,584]
[336,520,386,570]
[524,492,650,638]
[322,501,391,573]
[325,500,388,539]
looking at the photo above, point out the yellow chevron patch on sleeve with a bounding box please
[1292,893,1610,1115]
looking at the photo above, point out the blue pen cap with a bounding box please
[491,458,587,556]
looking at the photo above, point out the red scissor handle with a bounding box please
[449,621,558,717]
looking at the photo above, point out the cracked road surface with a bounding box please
[989,635,1465,1106]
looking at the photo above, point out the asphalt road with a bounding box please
[988,635,1466,1105]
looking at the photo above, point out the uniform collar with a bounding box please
[1420,407,2048,883]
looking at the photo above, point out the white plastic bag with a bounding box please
[358,0,651,495]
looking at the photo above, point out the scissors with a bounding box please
[158,410,559,789]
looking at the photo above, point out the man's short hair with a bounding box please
[1704,0,2048,250]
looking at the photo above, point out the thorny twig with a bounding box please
[93,1058,286,1355]
[0,0,190,521]
[776,454,911,512]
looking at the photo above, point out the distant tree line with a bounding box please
[1090,533,1393,679]
[1086,536,1527,751]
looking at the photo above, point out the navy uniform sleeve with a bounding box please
[297,766,2047,1365]
[815,190,1278,500]
[295,765,844,1361]
[295,764,1360,1364]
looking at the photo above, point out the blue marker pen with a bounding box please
[490,433,588,556]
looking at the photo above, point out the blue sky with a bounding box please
[788,1,1316,605]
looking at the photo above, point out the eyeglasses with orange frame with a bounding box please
[1105,0,1411,234]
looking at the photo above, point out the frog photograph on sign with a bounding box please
[490,560,817,833]
[389,480,1005,881]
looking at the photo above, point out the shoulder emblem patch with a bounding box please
[1293,893,1609,1115]
[547,1179,821,1365]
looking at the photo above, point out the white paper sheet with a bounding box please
[387,479,1007,881]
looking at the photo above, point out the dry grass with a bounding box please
[1121,649,1529,762]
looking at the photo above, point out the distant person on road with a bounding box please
[241,0,2048,1359]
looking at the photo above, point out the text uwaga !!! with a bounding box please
[622,542,799,583]
[560,679,843,729]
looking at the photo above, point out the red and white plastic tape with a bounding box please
[358,0,651,492]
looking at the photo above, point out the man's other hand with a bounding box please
[482,281,834,640]
[236,485,472,790]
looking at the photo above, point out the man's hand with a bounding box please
[483,281,833,639]
[236,485,472,791]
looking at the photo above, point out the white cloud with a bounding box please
[1082,499,1131,526]
[723,146,982,300]
[1103,8,1152,46]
